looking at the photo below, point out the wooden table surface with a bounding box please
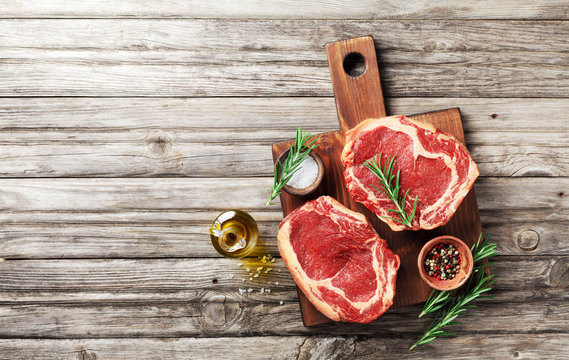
[0,2,568,359]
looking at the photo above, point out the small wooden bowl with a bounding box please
[418,235,474,291]
[276,149,324,196]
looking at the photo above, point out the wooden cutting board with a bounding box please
[272,36,482,326]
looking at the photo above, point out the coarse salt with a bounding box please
[286,156,318,189]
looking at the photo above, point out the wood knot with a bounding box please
[202,295,241,329]
[146,131,174,157]
[315,133,338,153]
[423,41,437,52]
[77,348,97,360]
[317,136,332,149]
[516,230,539,251]
[490,114,499,119]
[549,258,569,288]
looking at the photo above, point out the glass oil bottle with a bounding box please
[209,210,258,258]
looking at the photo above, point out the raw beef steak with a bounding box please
[341,115,479,231]
[277,196,400,323]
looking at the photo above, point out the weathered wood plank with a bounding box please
[0,139,564,178]
[0,257,565,303]
[0,335,566,360]
[353,334,569,359]
[2,1,568,19]
[0,337,347,360]
[0,20,567,97]
[6,129,566,148]
[0,209,565,258]
[0,178,566,258]
[1,300,565,338]
[0,257,567,338]
[0,177,564,212]
[0,288,566,338]
[0,222,278,259]
[3,20,567,57]
[0,97,567,178]
[2,97,567,131]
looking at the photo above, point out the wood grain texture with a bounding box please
[326,36,386,130]
[0,2,567,357]
[0,335,568,360]
[1,299,564,338]
[0,20,567,97]
[0,210,565,259]
[2,1,568,19]
[2,97,567,131]
[0,257,565,303]
[0,137,565,178]
[0,177,562,213]
[4,20,566,53]
[0,337,352,360]
[0,257,567,338]
[0,97,567,178]
[0,177,566,259]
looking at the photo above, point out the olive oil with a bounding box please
[209,210,258,258]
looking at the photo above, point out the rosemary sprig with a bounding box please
[266,127,318,206]
[363,154,418,227]
[410,234,498,350]
[410,269,495,350]
[419,234,498,318]
[471,234,499,264]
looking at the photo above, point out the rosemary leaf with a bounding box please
[364,154,418,228]
[419,290,451,318]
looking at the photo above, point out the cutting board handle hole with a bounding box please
[343,52,366,77]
